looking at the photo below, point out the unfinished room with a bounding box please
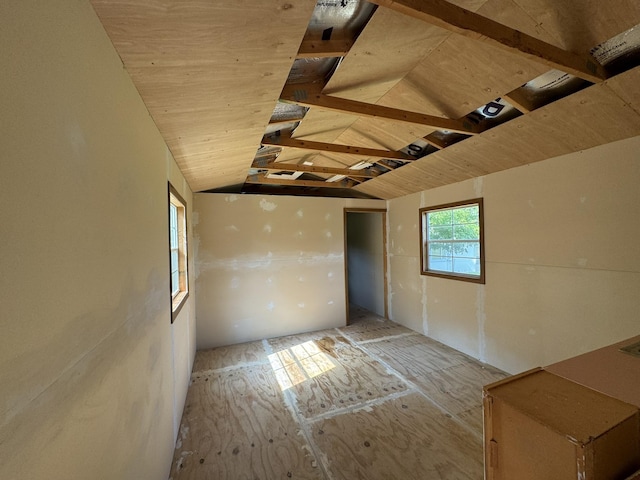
[2,0,640,479]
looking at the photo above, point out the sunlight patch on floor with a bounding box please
[268,340,336,391]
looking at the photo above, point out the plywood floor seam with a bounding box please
[344,331,420,345]
[170,306,508,479]
[337,328,485,441]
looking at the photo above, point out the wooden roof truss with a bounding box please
[90,0,640,199]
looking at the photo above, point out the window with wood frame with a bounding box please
[420,198,485,284]
[169,183,188,322]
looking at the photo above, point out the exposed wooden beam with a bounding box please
[375,159,400,171]
[280,83,478,134]
[254,149,280,161]
[297,38,353,58]
[502,90,534,113]
[347,176,366,184]
[252,158,379,178]
[422,135,446,150]
[246,173,354,189]
[262,134,416,160]
[268,116,305,125]
[368,0,606,83]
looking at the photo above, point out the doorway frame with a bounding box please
[343,208,388,325]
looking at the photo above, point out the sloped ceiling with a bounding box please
[91,0,640,199]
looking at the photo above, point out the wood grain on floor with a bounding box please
[169,306,507,479]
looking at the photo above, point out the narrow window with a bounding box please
[169,183,188,322]
[420,198,485,284]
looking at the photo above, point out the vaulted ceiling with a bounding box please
[91,0,640,199]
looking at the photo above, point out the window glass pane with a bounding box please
[171,249,179,271]
[171,269,179,296]
[453,242,479,258]
[170,203,177,224]
[429,242,450,256]
[170,228,177,248]
[453,257,481,275]
[428,225,453,240]
[453,224,479,240]
[170,204,178,248]
[428,210,452,226]
[428,255,452,272]
[452,206,478,224]
[170,249,179,295]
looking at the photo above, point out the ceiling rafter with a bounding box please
[422,135,446,150]
[280,83,478,134]
[261,134,416,160]
[252,158,378,178]
[502,89,534,114]
[268,116,306,125]
[297,38,353,58]
[246,173,355,189]
[368,0,607,83]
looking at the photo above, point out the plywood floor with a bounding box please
[169,306,507,480]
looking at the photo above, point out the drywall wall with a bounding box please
[0,2,195,479]
[388,135,640,374]
[194,194,384,349]
[346,212,386,317]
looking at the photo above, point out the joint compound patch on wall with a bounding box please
[259,198,277,211]
[474,176,484,197]
[476,286,486,363]
[225,194,239,203]
[421,276,428,336]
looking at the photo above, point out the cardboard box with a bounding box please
[547,335,640,408]
[483,369,640,480]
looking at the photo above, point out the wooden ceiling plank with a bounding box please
[369,0,606,82]
[605,66,640,116]
[289,7,459,144]
[292,3,492,145]
[334,116,434,151]
[261,135,415,160]
[328,0,549,151]
[361,68,640,199]
[91,0,318,192]
[511,0,640,54]
[353,183,397,200]
[252,159,378,178]
[281,83,477,134]
[246,174,354,189]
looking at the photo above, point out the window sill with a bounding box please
[421,270,485,284]
[171,290,189,323]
